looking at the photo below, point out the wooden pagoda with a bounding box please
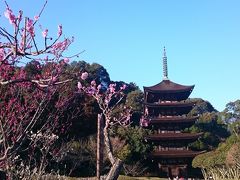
[142,48,203,178]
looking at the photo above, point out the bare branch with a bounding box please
[0,78,73,87]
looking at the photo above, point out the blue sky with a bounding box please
[1,0,240,111]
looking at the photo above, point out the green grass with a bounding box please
[118,175,167,180]
[40,175,167,180]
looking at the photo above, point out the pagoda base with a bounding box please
[158,164,188,178]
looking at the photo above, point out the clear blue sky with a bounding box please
[1,0,240,111]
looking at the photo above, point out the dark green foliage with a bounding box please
[189,98,217,116]
[192,134,240,168]
[115,126,152,163]
[66,95,100,139]
[25,61,42,78]
[126,90,143,113]
[188,116,230,150]
[125,90,144,126]
[221,100,240,134]
[223,100,240,122]
[186,99,230,151]
[192,100,240,178]
[52,138,97,177]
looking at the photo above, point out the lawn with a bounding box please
[118,175,167,180]
[41,175,167,180]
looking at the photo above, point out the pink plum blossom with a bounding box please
[120,84,127,90]
[4,7,16,25]
[52,39,71,55]
[0,49,4,60]
[63,58,69,63]
[81,72,88,80]
[0,4,81,176]
[140,118,149,127]
[44,56,49,61]
[18,10,23,21]
[97,84,101,90]
[34,15,39,21]
[58,24,62,36]
[52,76,57,82]
[26,19,34,36]
[109,84,116,93]
[91,80,96,87]
[42,29,48,38]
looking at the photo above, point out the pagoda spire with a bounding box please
[163,47,168,80]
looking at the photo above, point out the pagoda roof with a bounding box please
[150,150,204,158]
[144,101,195,108]
[146,132,202,141]
[149,116,199,124]
[144,80,194,93]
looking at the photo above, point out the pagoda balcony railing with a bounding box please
[145,132,203,142]
[144,99,192,104]
[150,149,205,158]
[157,146,188,151]
[144,101,195,108]
[149,115,187,119]
[147,114,200,120]
[143,115,199,125]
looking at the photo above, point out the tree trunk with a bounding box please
[103,119,115,165]
[97,114,104,180]
[103,118,123,180]
[105,158,123,180]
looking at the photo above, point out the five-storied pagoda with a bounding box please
[142,48,203,178]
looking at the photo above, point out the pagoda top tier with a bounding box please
[143,48,194,99]
[144,80,194,93]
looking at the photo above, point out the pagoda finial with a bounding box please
[163,47,169,80]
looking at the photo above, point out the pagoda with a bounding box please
[142,48,203,178]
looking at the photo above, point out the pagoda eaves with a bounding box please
[150,150,205,158]
[149,115,199,124]
[146,132,203,141]
[144,80,194,93]
[144,101,195,108]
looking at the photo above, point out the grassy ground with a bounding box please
[41,175,167,180]
[118,175,167,180]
